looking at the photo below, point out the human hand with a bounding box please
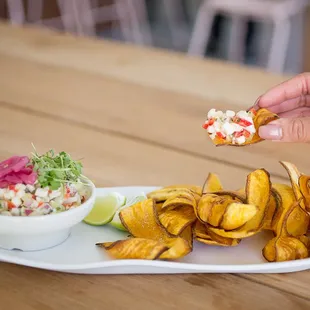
[253,73,310,143]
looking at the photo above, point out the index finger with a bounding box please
[257,73,310,108]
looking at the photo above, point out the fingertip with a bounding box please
[255,95,272,108]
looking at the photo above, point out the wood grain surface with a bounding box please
[0,22,309,310]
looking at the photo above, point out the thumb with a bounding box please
[258,117,310,143]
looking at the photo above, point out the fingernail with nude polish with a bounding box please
[259,125,283,140]
[247,96,262,112]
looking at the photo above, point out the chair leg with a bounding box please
[6,0,26,25]
[188,1,216,57]
[27,0,44,23]
[123,0,150,45]
[267,18,291,73]
[74,0,96,36]
[132,0,153,45]
[227,15,247,63]
[58,0,90,35]
[114,0,133,42]
[162,0,186,49]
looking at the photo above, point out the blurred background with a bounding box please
[1,0,310,74]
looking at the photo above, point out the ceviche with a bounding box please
[203,108,257,145]
[0,147,91,216]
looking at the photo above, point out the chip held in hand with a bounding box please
[202,108,279,146]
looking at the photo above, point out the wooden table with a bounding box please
[0,21,309,310]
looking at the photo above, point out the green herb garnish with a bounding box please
[31,146,85,190]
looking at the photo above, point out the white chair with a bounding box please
[188,0,308,73]
[6,0,152,45]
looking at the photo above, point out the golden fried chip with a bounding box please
[285,204,309,237]
[212,108,279,147]
[163,184,202,195]
[299,235,310,251]
[195,194,232,226]
[262,181,310,262]
[195,237,240,247]
[101,199,193,260]
[208,169,271,238]
[97,239,168,260]
[299,175,310,211]
[212,191,246,203]
[193,220,209,239]
[147,187,201,203]
[220,203,258,231]
[195,191,257,232]
[262,236,308,262]
[280,161,306,209]
[207,227,241,246]
[272,184,309,237]
[159,205,196,236]
[161,191,197,211]
[160,226,193,260]
[263,189,279,231]
[194,221,240,246]
[202,173,223,194]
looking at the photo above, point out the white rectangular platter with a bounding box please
[0,186,309,274]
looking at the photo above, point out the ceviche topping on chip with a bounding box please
[202,108,279,146]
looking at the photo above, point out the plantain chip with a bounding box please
[286,204,309,237]
[262,236,308,262]
[163,184,203,196]
[195,194,233,227]
[147,187,201,203]
[98,199,192,260]
[212,191,246,203]
[97,239,169,260]
[161,191,197,211]
[206,226,241,246]
[272,184,309,237]
[159,205,196,236]
[193,221,240,247]
[202,173,223,194]
[193,220,209,239]
[160,226,193,260]
[299,235,310,251]
[212,108,279,147]
[263,189,279,231]
[195,237,239,247]
[268,187,283,232]
[299,175,310,212]
[262,183,310,262]
[220,203,258,231]
[280,161,306,210]
[209,169,271,238]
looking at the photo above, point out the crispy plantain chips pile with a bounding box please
[97,161,310,263]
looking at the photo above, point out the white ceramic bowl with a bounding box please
[0,178,96,252]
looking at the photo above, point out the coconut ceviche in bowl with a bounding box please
[0,147,95,251]
[0,149,91,217]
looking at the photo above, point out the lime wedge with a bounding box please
[109,193,147,231]
[83,192,126,226]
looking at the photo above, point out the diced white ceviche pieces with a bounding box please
[0,149,91,217]
[0,182,90,217]
[203,109,257,145]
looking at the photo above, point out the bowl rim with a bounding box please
[0,176,96,222]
